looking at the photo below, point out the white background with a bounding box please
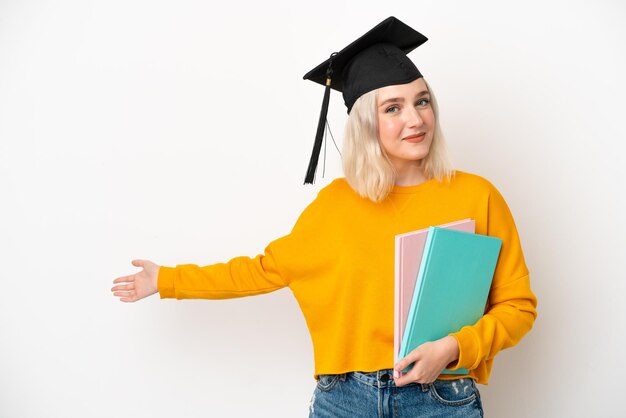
[1,0,625,417]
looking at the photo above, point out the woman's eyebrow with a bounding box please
[378,90,430,107]
[378,97,403,107]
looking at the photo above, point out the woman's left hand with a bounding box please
[393,335,460,386]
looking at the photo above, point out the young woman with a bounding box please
[111,17,537,417]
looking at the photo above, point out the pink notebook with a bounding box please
[394,219,476,365]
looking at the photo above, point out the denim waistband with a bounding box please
[343,368,429,391]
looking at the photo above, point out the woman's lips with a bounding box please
[403,133,426,143]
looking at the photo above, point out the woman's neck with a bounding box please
[393,162,427,186]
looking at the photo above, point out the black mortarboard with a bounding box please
[302,16,428,184]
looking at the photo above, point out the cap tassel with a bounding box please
[304,53,337,184]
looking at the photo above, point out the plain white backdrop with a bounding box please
[1,0,625,417]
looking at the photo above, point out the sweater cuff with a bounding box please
[158,266,177,299]
[448,326,481,371]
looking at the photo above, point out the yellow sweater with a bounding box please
[158,171,537,384]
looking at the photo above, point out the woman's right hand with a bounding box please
[111,259,160,302]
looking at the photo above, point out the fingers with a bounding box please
[111,283,134,292]
[112,259,147,285]
[394,362,413,387]
[395,349,421,373]
[394,341,448,386]
[394,348,424,387]
[395,357,409,373]
[112,275,135,300]
[111,260,151,303]
[394,373,411,387]
[112,290,133,297]
[113,290,136,302]
[113,291,137,300]
[394,362,430,387]
[113,274,135,284]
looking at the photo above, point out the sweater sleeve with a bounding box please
[157,184,332,300]
[157,246,289,300]
[448,183,538,371]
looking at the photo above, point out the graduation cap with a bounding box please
[302,16,428,184]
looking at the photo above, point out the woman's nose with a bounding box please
[405,106,423,127]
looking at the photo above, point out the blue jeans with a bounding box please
[309,369,483,417]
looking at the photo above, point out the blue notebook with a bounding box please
[398,227,502,375]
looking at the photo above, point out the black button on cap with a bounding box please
[380,373,390,382]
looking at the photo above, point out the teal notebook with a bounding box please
[398,227,502,375]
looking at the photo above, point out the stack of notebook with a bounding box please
[394,220,502,375]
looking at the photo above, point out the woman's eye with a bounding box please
[385,105,400,113]
[416,98,430,107]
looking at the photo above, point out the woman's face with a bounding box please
[376,78,435,170]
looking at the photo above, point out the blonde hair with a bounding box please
[342,79,454,203]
